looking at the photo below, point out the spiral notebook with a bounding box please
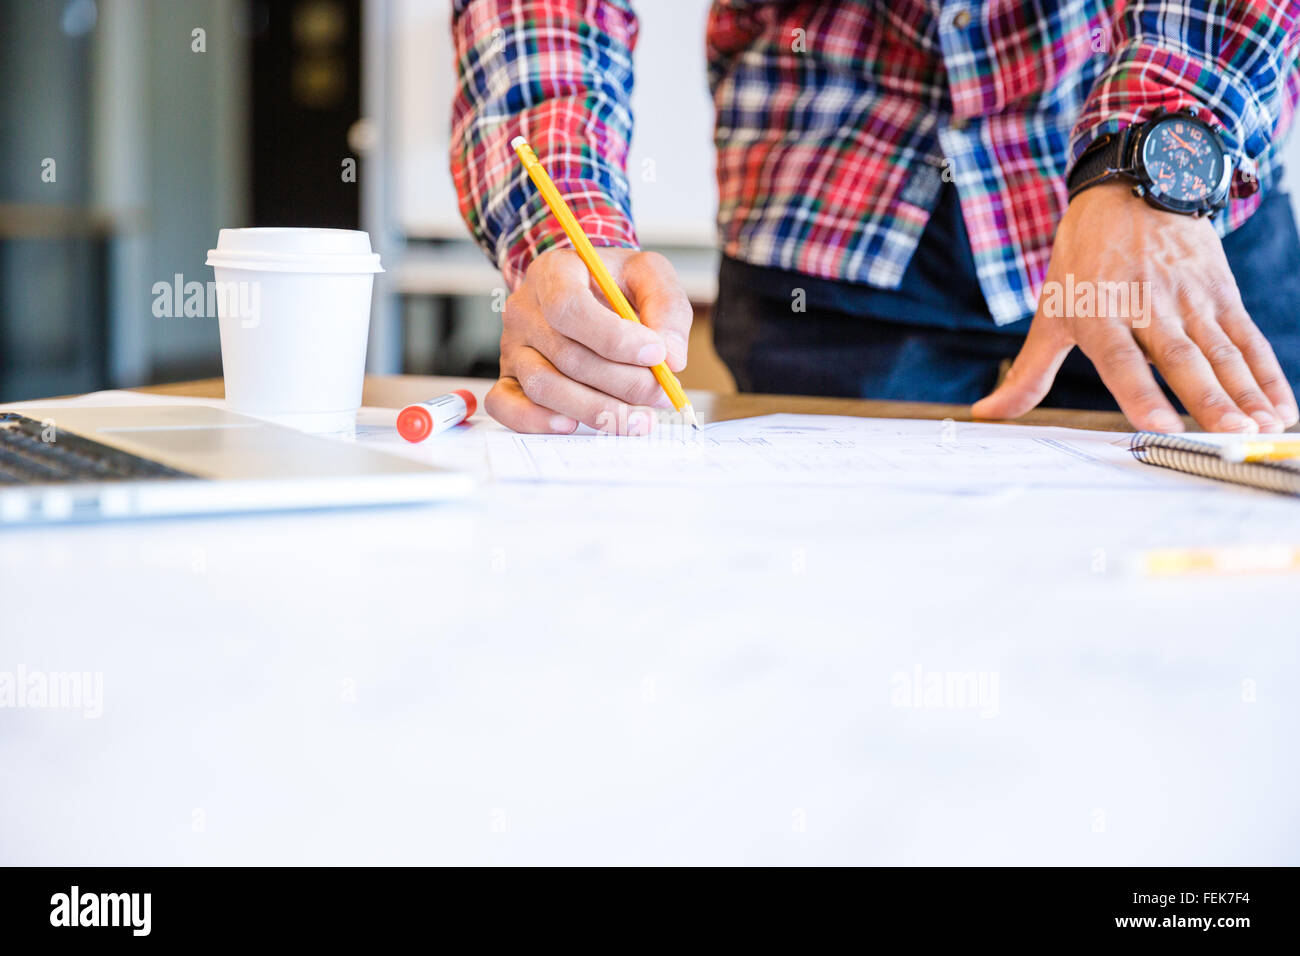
[1130,432,1300,496]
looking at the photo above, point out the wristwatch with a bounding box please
[1066,106,1234,218]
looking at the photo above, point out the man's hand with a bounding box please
[486,248,692,434]
[973,182,1298,433]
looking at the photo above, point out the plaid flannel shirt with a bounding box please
[450,1,1300,326]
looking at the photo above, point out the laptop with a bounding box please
[0,405,473,525]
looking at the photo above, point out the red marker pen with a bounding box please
[396,390,477,442]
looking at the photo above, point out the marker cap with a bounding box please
[454,389,478,419]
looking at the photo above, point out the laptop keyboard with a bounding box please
[0,413,196,485]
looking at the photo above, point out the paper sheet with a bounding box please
[1,393,1240,494]
[486,414,1166,490]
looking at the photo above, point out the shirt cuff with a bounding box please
[1069,41,1261,198]
[498,187,639,289]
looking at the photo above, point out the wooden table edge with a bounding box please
[129,375,1143,432]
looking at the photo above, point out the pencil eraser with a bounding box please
[510,136,527,150]
[452,389,478,419]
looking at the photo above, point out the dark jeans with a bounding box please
[713,187,1300,411]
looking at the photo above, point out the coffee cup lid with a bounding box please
[206,227,384,274]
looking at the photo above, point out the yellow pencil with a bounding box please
[1219,439,1300,463]
[1143,545,1300,576]
[511,136,698,428]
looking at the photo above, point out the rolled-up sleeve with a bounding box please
[450,0,641,287]
[1070,1,1300,225]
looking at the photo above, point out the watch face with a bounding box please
[1141,117,1226,206]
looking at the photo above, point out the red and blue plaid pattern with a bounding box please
[451,1,1300,325]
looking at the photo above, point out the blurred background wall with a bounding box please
[2,0,1297,403]
[0,0,727,403]
[1,0,251,398]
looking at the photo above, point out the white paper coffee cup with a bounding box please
[205,228,383,435]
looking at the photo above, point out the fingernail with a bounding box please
[1276,403,1299,427]
[1148,410,1184,433]
[1251,410,1282,433]
[1217,411,1258,433]
[549,415,577,433]
[665,332,688,367]
[636,342,666,366]
[626,411,649,436]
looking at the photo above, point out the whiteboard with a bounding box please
[392,0,719,246]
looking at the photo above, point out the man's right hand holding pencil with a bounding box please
[486,247,694,436]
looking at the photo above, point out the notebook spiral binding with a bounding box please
[1129,432,1300,497]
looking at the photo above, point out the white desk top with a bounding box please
[2,391,1297,864]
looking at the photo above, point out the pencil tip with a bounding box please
[682,405,699,429]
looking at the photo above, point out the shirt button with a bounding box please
[952,9,972,28]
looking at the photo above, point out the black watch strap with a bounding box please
[1066,129,1133,201]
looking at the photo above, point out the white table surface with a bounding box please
[1,393,1297,865]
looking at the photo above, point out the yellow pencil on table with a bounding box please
[1218,439,1300,463]
[1143,545,1300,576]
[510,136,698,429]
